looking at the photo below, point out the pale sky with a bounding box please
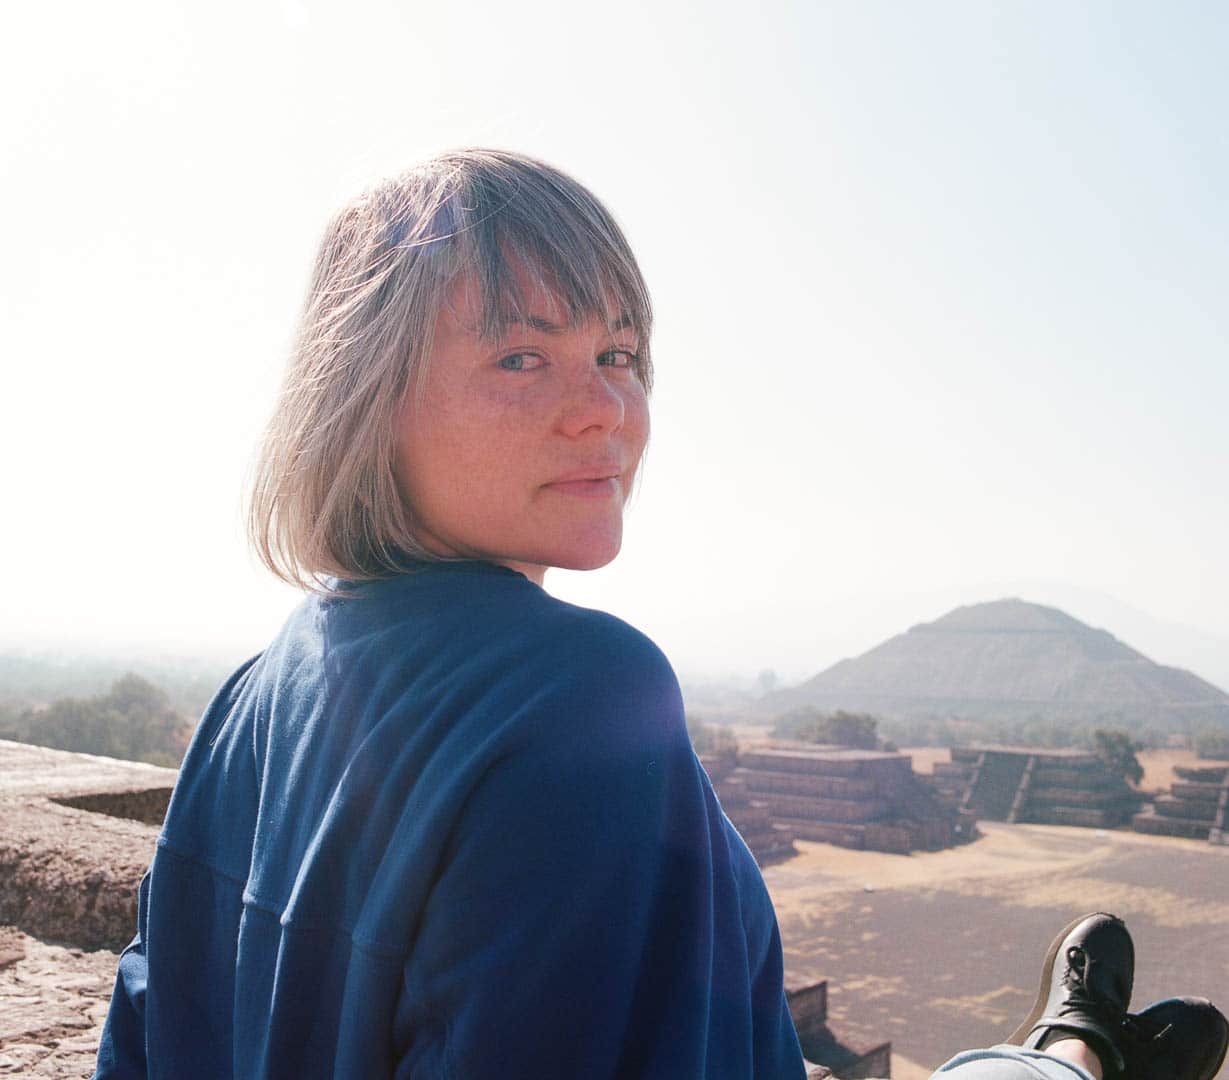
[4,1,1227,689]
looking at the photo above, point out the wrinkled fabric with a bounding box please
[95,561,804,1079]
[931,1045,1096,1080]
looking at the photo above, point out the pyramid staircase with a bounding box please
[1133,763,1229,843]
[940,746,1139,827]
[959,749,1029,821]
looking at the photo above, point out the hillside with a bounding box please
[769,599,1229,737]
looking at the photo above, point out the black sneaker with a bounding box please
[1007,912,1135,1076]
[1121,997,1229,1080]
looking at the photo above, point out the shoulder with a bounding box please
[307,563,686,747]
[471,589,688,763]
[517,595,683,727]
[349,563,681,696]
[537,598,676,689]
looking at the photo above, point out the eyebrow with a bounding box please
[498,311,636,334]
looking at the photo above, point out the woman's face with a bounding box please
[395,270,650,585]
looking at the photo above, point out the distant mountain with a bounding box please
[767,599,1229,736]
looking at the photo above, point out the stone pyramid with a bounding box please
[771,599,1229,734]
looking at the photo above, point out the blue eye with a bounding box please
[498,353,541,371]
[598,350,640,369]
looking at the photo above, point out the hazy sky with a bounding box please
[4,1,1227,687]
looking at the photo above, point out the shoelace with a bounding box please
[1056,946,1127,1027]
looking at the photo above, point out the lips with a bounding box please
[542,466,624,498]
[543,477,621,499]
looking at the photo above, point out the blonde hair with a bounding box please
[248,149,653,590]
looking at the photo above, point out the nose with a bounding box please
[556,367,626,439]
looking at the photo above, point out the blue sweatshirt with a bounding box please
[95,561,805,1078]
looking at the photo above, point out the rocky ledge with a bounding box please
[0,740,174,1076]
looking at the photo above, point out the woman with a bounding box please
[95,149,1227,1080]
[94,149,807,1078]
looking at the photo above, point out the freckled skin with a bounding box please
[395,273,650,585]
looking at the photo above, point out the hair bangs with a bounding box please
[441,161,654,389]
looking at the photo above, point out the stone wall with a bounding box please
[786,973,891,1079]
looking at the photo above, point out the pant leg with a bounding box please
[930,1045,1096,1080]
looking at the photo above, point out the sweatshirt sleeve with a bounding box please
[392,624,799,1080]
[93,873,151,1079]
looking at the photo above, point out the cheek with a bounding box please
[402,391,530,500]
[394,399,461,511]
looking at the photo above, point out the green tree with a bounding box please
[773,707,880,749]
[1092,729,1144,786]
[7,673,190,765]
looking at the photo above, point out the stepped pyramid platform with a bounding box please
[932,745,1139,827]
[786,973,891,1079]
[700,751,798,865]
[1133,762,1229,844]
[719,743,972,855]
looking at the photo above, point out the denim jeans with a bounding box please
[931,1045,1095,1080]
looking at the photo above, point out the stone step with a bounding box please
[1174,764,1229,784]
[1154,795,1219,822]
[740,768,878,800]
[724,801,774,829]
[738,749,909,779]
[1171,781,1225,803]
[1028,786,1135,807]
[1133,810,1212,840]
[785,976,829,1033]
[1031,767,1117,789]
[796,1025,892,1080]
[750,792,889,824]
[1025,805,1128,827]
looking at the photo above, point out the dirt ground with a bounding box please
[765,820,1229,1079]
[0,928,116,1078]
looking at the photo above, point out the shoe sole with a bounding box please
[1005,912,1123,1046]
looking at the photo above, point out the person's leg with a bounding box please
[930,1044,1095,1080]
[1034,1037,1101,1080]
[924,913,1129,1080]
[928,913,1229,1080]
